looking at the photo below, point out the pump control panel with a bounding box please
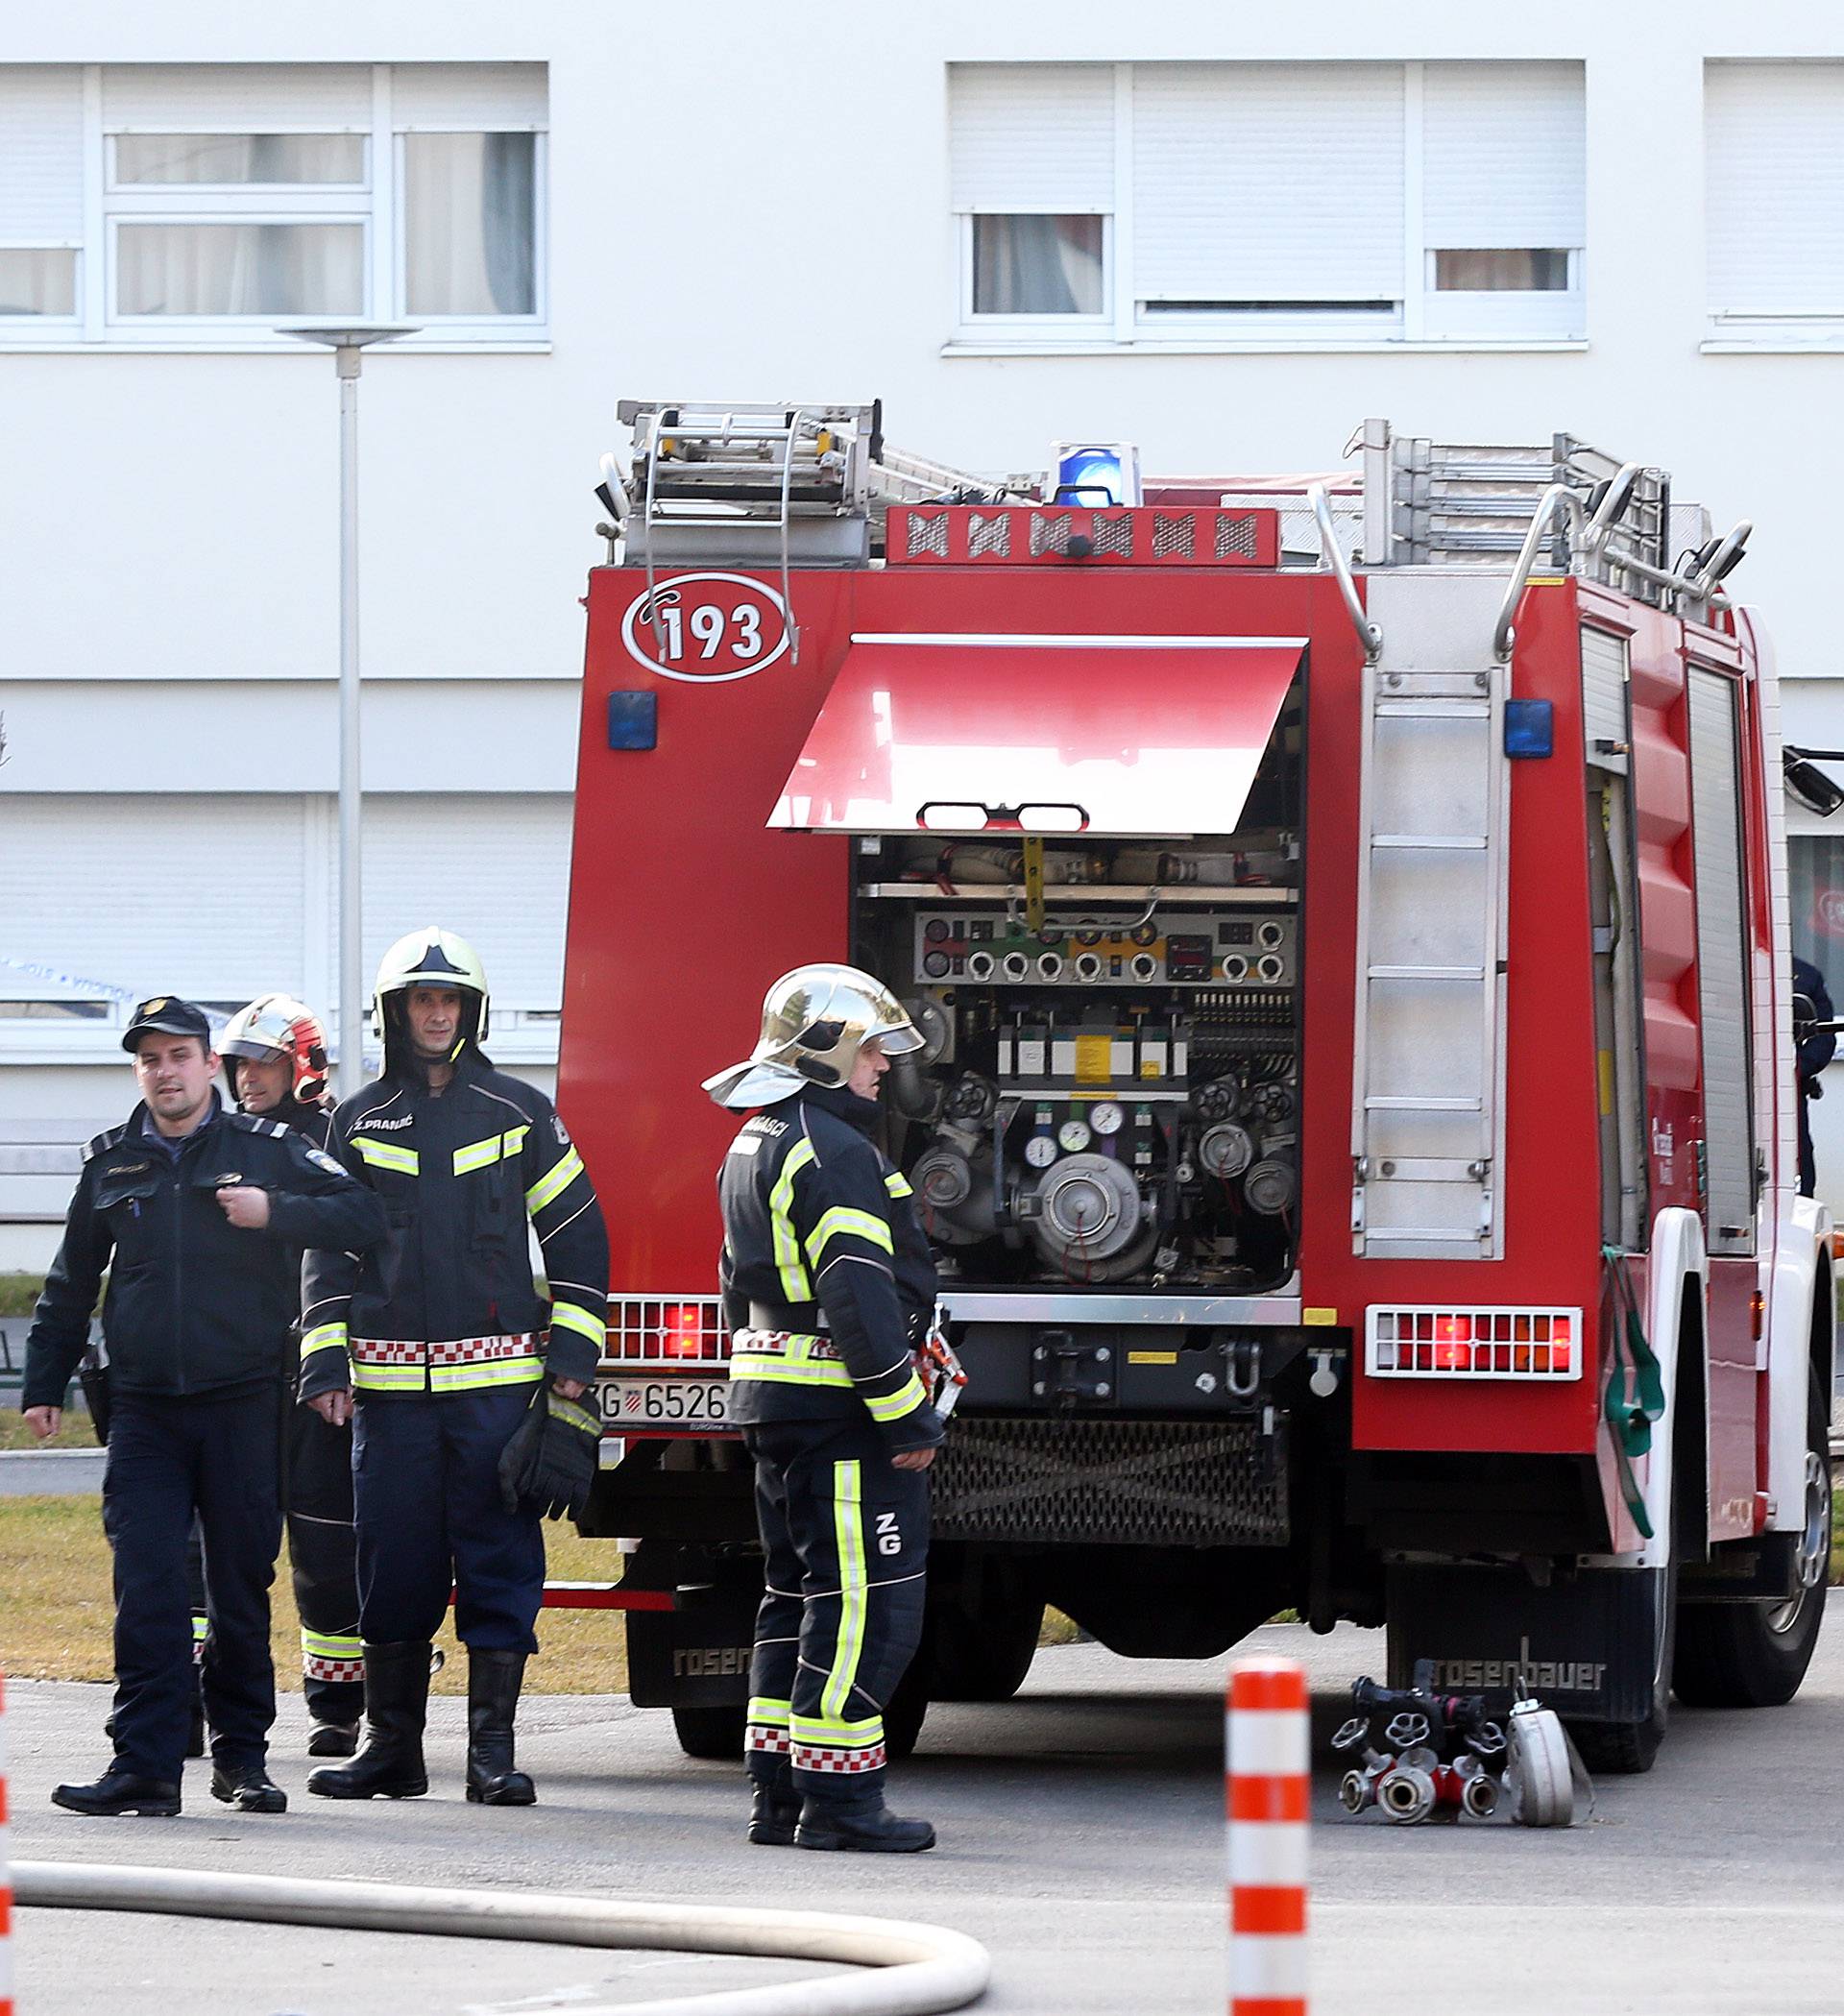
[910,909,1295,988]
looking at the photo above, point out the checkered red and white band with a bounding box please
[350,1332,543,1367]
[303,1653,365,1685]
[793,1743,888,1775]
[746,1725,792,1756]
[731,1328,843,1361]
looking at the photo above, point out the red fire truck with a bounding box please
[558,404,1832,1774]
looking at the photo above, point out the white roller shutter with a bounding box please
[1581,627,1631,774]
[1707,61,1844,313]
[0,795,310,1003]
[1422,61,1584,251]
[949,63,1114,213]
[391,63,547,131]
[1132,62,1404,304]
[0,67,84,242]
[361,794,571,1010]
[103,64,373,131]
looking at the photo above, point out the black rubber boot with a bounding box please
[210,1761,287,1812]
[465,1648,536,1806]
[306,1641,430,1800]
[747,1760,800,1847]
[795,1789,936,1854]
[306,1719,361,1759]
[51,1763,181,1817]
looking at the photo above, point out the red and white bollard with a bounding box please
[1,1671,12,2016]
[1226,1657,1309,2016]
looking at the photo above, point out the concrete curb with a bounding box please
[14,1860,992,2016]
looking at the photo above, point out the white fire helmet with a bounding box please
[374,927,490,1058]
[703,962,922,1110]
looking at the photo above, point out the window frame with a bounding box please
[106,211,372,327]
[948,58,1589,355]
[0,243,83,325]
[106,130,372,196]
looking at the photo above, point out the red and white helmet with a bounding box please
[221,993,331,1107]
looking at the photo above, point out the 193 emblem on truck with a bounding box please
[620,572,790,682]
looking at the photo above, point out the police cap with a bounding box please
[122,996,213,1054]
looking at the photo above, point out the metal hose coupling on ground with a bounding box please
[13,1861,992,2016]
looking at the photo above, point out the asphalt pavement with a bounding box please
[8,1618,1843,2015]
[0,1448,105,1494]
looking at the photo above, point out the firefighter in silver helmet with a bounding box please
[705,963,946,1853]
[220,993,366,1757]
[299,928,610,1806]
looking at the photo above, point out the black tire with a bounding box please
[927,1596,1045,1703]
[884,1652,931,1761]
[1674,1368,1832,1709]
[670,1702,745,1761]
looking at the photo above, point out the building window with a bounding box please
[1706,61,1844,347]
[0,61,546,344]
[949,59,1586,349]
[970,214,1105,316]
[1790,836,1844,1003]
[402,131,536,316]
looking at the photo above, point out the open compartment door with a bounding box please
[770,632,1305,838]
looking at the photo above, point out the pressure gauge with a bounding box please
[1057,1118,1093,1154]
[1088,1101,1125,1136]
[1024,1133,1059,1169]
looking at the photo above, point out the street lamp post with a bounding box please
[281,325,418,1099]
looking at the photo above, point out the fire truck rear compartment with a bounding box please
[850,679,1306,1299]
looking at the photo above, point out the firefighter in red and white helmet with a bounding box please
[220,993,365,1758]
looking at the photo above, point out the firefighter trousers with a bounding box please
[742,1417,930,1805]
[103,1390,281,1781]
[286,1397,363,1725]
[352,1385,545,1654]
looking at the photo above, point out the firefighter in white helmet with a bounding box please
[705,963,946,1853]
[220,993,365,1757]
[299,929,609,1806]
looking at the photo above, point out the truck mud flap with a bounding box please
[626,1580,760,1709]
[1386,1561,1662,1725]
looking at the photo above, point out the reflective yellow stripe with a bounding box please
[549,1300,607,1347]
[353,1136,419,1175]
[823,1461,866,1723]
[429,1357,545,1394]
[789,1711,883,1747]
[302,1630,363,1661]
[747,1695,792,1727]
[191,1615,210,1644]
[863,1372,927,1422]
[769,1137,816,1301]
[884,1171,913,1199]
[805,1205,893,1265]
[503,1124,530,1160]
[452,1132,505,1176]
[352,1363,426,1391]
[728,1356,855,1391]
[525,1146,584,1214]
[301,1322,348,1361]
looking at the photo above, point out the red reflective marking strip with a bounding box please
[1227,1774,1309,1823]
[1230,1665,1309,1712]
[537,1586,674,1612]
[1230,1886,1306,1936]
[1230,2001,1306,2016]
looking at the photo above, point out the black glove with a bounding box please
[497,1382,601,1520]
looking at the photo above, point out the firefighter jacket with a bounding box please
[299,1051,610,1401]
[717,1083,944,1452]
[23,1096,387,1411]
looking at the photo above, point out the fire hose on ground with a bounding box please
[9,1861,992,2016]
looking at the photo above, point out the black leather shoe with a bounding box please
[211,1761,286,1813]
[748,1785,802,1847]
[308,1641,430,1800]
[52,1765,181,1817]
[796,1793,935,1853]
[306,1719,360,1759]
[465,1648,536,1806]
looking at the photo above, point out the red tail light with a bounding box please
[659,1302,714,1358]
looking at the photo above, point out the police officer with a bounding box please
[221,992,365,1756]
[21,997,386,1816]
[300,928,610,1806]
[1793,954,1836,1199]
[704,964,945,1854]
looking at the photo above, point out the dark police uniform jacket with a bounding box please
[717,1082,943,1452]
[23,1096,387,1410]
[300,1049,610,1401]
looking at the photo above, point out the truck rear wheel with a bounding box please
[927,1596,1045,1702]
[1673,1370,1831,1710]
[671,1702,745,1760]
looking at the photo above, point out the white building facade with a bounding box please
[6,2,1844,1265]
